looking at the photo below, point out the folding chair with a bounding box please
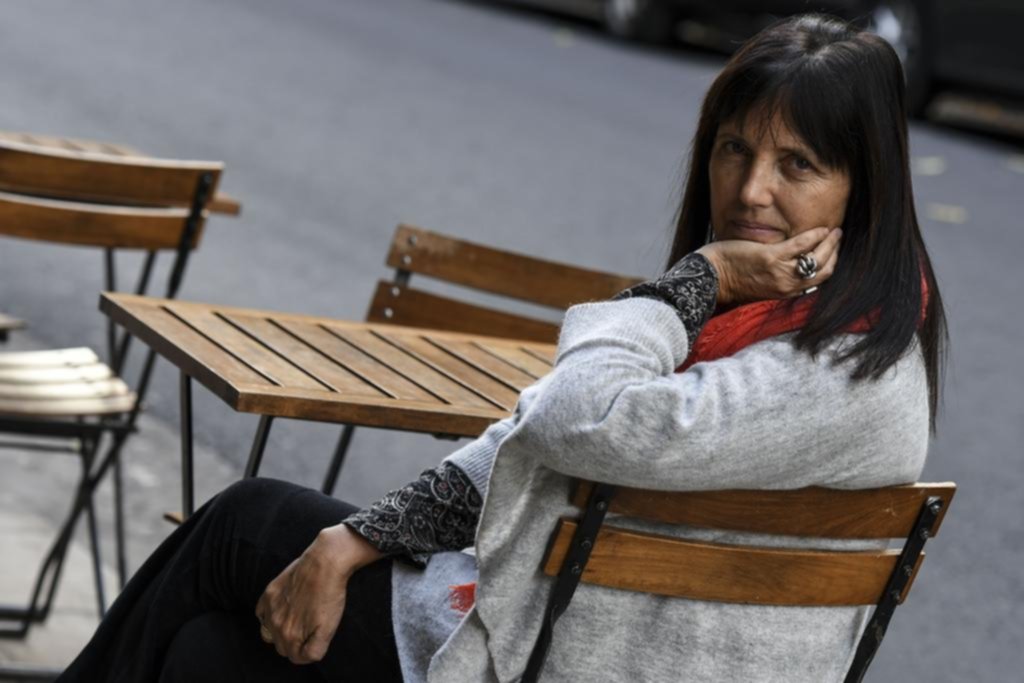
[0,137,234,649]
[525,480,957,683]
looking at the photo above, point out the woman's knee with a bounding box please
[209,477,306,521]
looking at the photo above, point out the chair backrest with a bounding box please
[0,136,224,213]
[545,481,955,606]
[0,136,232,369]
[0,191,206,251]
[365,224,644,343]
[530,479,956,683]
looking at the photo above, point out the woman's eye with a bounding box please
[723,140,746,155]
[791,156,814,172]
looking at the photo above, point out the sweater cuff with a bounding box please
[442,416,516,498]
[611,252,718,350]
[558,297,689,372]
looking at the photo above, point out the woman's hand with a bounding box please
[697,226,842,306]
[255,523,383,664]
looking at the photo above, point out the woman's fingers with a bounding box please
[772,226,842,297]
[779,226,833,259]
[802,228,842,287]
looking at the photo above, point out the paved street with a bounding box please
[0,0,1022,679]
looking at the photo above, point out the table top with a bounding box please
[100,293,557,437]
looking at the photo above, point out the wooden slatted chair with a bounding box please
[312,223,643,494]
[0,131,242,216]
[524,480,957,683]
[0,143,234,644]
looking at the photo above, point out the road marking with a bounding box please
[553,28,575,48]
[925,203,968,224]
[912,156,946,176]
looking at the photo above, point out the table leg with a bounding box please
[243,416,274,478]
[179,372,194,519]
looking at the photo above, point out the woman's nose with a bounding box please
[738,162,774,208]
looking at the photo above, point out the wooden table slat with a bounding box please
[100,299,271,403]
[166,305,325,390]
[375,331,520,411]
[427,337,539,389]
[325,327,493,409]
[222,313,387,398]
[473,341,554,379]
[233,384,503,436]
[275,320,437,402]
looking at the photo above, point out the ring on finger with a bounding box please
[801,286,819,296]
[796,253,818,280]
[260,624,274,644]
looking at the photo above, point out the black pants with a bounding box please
[57,478,403,683]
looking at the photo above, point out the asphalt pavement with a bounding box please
[0,0,1022,679]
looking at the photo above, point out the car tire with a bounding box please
[604,0,675,44]
[868,0,931,116]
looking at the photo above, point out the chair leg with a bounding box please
[0,430,126,638]
[0,448,94,637]
[113,449,128,589]
[83,495,106,619]
[321,425,356,495]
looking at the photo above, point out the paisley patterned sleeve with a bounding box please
[611,252,719,349]
[341,461,482,567]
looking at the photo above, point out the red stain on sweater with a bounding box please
[448,582,476,614]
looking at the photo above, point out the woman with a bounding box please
[59,13,945,683]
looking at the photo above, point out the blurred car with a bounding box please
[508,0,1024,114]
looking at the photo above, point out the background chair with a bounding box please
[526,479,957,683]
[313,223,644,494]
[0,136,236,647]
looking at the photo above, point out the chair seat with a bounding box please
[0,347,136,417]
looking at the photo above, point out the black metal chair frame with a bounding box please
[0,173,214,651]
[520,483,946,683]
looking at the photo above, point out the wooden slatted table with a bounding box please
[100,292,556,516]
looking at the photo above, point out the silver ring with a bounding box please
[796,253,818,280]
[802,286,819,296]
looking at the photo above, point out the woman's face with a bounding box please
[709,108,851,244]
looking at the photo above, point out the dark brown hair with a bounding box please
[669,14,947,428]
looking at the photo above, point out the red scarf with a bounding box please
[679,281,928,372]
[677,296,859,371]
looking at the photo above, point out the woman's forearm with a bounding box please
[341,461,483,566]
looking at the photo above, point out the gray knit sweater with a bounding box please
[390,291,929,681]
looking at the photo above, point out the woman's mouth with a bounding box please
[728,220,785,241]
